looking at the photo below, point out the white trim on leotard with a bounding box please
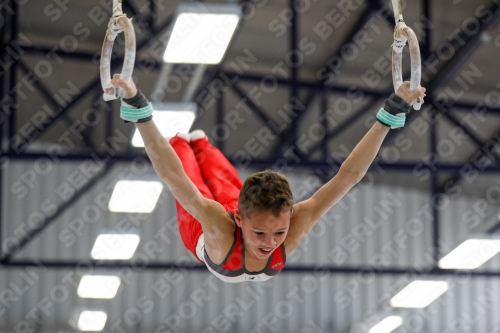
[196,234,274,283]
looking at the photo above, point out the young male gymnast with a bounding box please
[110,74,425,283]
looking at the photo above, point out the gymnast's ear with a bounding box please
[233,209,243,228]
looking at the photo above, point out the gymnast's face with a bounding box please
[235,210,291,260]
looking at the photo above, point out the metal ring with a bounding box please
[391,15,422,110]
[100,9,136,101]
[392,0,423,110]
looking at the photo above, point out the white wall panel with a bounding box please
[2,162,500,333]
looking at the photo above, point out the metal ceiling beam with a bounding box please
[430,100,440,263]
[216,83,226,152]
[8,0,19,155]
[101,90,114,143]
[193,0,256,134]
[229,83,289,141]
[6,151,500,173]
[316,2,382,87]
[0,3,9,260]
[13,0,495,156]
[0,163,2,259]
[320,89,329,158]
[15,52,494,116]
[1,1,262,265]
[221,71,500,114]
[430,9,500,91]
[383,0,500,147]
[283,1,500,266]
[438,128,500,195]
[423,1,499,264]
[312,97,389,153]
[227,31,499,163]
[227,1,387,159]
[21,45,163,71]
[149,0,156,28]
[422,0,432,59]
[435,108,500,194]
[0,163,114,263]
[279,2,382,158]
[221,71,383,97]
[0,4,9,80]
[429,2,500,200]
[4,259,500,277]
[453,101,500,115]
[19,55,500,115]
[15,12,175,153]
[437,103,500,162]
[19,0,190,67]
[305,87,394,156]
[122,1,156,45]
[423,0,441,263]
[17,60,96,150]
[268,1,388,158]
[287,0,300,152]
[12,76,102,153]
[422,0,500,199]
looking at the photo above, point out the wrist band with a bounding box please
[376,108,405,129]
[120,102,153,123]
[123,90,149,109]
[384,93,411,115]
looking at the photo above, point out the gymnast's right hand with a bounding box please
[108,73,138,99]
[110,73,153,123]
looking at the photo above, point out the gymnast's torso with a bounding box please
[196,223,287,283]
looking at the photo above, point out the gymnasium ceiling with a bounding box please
[6,0,500,196]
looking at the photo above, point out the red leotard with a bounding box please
[169,135,286,282]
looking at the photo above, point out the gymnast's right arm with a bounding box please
[110,75,231,238]
[136,121,211,218]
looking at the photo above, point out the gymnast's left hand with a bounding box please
[107,73,138,99]
[396,81,426,105]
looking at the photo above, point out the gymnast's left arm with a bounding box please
[287,82,426,246]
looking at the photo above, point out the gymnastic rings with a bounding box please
[391,0,422,110]
[100,0,136,101]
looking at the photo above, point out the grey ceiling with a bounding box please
[7,0,500,197]
[2,0,500,332]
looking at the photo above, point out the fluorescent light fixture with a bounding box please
[390,280,449,308]
[109,180,163,213]
[91,234,140,260]
[438,239,500,269]
[132,103,196,148]
[164,4,241,64]
[369,316,404,333]
[77,275,121,299]
[77,311,107,331]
